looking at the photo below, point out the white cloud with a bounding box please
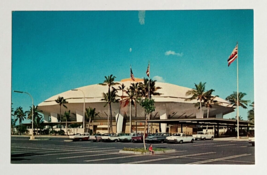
[165,50,183,57]
[138,11,145,25]
[153,76,165,82]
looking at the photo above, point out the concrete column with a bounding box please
[213,125,216,138]
[115,113,123,133]
[50,112,58,122]
[217,123,219,137]
[159,113,167,133]
[43,113,50,123]
[75,111,83,122]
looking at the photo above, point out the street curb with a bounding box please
[214,137,249,141]
[11,135,69,138]
[119,149,176,155]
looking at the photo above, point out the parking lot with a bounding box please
[11,137,254,164]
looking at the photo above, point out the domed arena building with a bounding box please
[38,78,251,136]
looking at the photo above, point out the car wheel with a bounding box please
[179,140,183,144]
[211,137,214,140]
[114,139,118,142]
[203,137,206,140]
[191,139,194,143]
[161,140,164,143]
[79,138,82,141]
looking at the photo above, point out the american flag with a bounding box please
[227,44,238,66]
[146,63,150,77]
[130,67,135,81]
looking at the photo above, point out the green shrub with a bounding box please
[16,125,29,134]
[58,130,65,135]
[50,130,57,135]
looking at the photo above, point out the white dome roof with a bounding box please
[38,78,233,118]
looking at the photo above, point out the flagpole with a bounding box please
[236,42,239,139]
[130,65,132,133]
[148,61,150,133]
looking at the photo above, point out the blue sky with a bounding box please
[11,10,254,123]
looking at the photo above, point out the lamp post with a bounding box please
[71,89,85,134]
[14,90,35,140]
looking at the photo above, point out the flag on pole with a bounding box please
[130,67,135,81]
[146,63,150,77]
[227,44,238,66]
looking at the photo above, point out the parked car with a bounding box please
[248,137,255,146]
[193,131,214,140]
[69,133,90,141]
[89,133,103,142]
[101,133,120,142]
[145,133,170,143]
[166,133,194,144]
[118,133,135,142]
[131,133,148,142]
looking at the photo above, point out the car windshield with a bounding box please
[173,133,181,136]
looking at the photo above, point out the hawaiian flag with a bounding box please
[227,44,238,66]
[130,67,135,81]
[146,63,150,77]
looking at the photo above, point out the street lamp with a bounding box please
[14,90,35,140]
[71,89,85,134]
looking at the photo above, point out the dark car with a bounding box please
[131,133,148,142]
[145,133,170,143]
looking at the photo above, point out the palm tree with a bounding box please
[225,92,249,109]
[55,96,68,131]
[11,119,16,135]
[34,116,44,135]
[99,75,120,134]
[121,87,137,133]
[139,98,155,150]
[26,105,43,135]
[85,107,100,134]
[203,92,219,118]
[248,102,254,124]
[101,87,120,133]
[62,110,71,135]
[14,107,26,135]
[185,82,214,118]
[139,78,161,98]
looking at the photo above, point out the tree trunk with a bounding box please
[143,114,147,151]
[60,105,62,131]
[206,107,210,132]
[109,103,113,134]
[89,119,91,134]
[66,119,68,135]
[130,101,132,133]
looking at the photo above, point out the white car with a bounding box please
[69,133,90,141]
[101,133,120,142]
[193,131,214,140]
[248,137,255,146]
[166,133,194,143]
[118,133,134,142]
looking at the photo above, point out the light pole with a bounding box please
[14,90,35,140]
[71,89,85,134]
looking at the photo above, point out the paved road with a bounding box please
[11,137,254,164]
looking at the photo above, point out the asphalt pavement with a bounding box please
[11,136,254,164]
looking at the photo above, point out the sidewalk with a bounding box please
[214,137,250,141]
